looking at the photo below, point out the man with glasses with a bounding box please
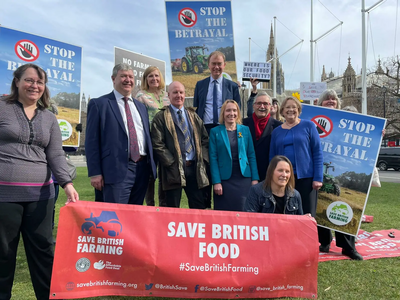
[243,91,282,180]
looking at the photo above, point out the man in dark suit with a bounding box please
[85,63,156,204]
[193,51,241,207]
[193,50,241,134]
[243,91,282,181]
[151,81,209,209]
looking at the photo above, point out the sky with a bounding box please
[1,0,399,99]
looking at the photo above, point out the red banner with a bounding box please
[319,229,400,262]
[50,201,318,299]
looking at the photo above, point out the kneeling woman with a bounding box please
[245,155,303,214]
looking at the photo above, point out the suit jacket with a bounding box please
[85,91,156,184]
[193,77,241,121]
[209,124,259,184]
[243,115,282,181]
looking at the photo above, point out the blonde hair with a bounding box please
[280,96,302,115]
[141,66,165,91]
[219,100,242,124]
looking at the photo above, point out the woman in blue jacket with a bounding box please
[245,155,303,214]
[269,96,323,217]
[209,100,259,211]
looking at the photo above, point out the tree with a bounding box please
[367,56,400,140]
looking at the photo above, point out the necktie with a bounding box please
[177,110,192,154]
[213,80,219,124]
[123,97,141,162]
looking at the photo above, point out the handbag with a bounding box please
[66,156,77,180]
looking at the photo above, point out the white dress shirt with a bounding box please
[114,90,147,156]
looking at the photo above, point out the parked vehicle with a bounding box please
[376,147,400,171]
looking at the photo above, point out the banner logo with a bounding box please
[81,211,123,237]
[93,260,106,270]
[145,283,154,290]
[14,39,39,62]
[65,282,75,291]
[76,258,91,272]
[312,115,333,138]
[179,8,197,27]
[326,201,353,225]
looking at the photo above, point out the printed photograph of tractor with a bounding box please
[320,162,341,196]
[180,45,209,73]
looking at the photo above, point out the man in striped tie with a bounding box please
[151,81,209,209]
[86,63,156,204]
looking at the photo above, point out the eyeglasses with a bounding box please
[24,78,45,87]
[254,102,271,107]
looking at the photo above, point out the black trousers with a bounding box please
[318,227,356,251]
[0,199,54,300]
[203,123,218,209]
[294,176,318,217]
[144,164,166,207]
[165,163,205,209]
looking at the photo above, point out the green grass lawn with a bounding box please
[12,167,400,300]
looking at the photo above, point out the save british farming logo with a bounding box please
[76,211,125,255]
[326,201,353,226]
[81,211,122,237]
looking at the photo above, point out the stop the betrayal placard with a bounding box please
[50,201,318,299]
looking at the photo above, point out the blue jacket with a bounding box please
[209,124,259,184]
[269,119,323,182]
[85,91,157,184]
[193,77,241,121]
[244,182,303,215]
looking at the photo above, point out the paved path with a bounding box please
[378,170,400,184]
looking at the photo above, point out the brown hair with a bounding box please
[264,155,295,193]
[219,100,242,125]
[140,66,165,91]
[280,96,302,116]
[271,98,283,121]
[208,51,226,64]
[4,63,50,109]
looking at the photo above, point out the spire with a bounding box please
[321,65,327,81]
[376,57,384,73]
[329,68,334,78]
[343,56,356,76]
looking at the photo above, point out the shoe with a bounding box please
[319,245,330,253]
[342,249,363,260]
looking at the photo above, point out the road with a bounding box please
[378,170,400,183]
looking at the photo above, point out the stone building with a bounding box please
[263,25,285,95]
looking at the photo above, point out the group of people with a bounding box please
[0,52,363,300]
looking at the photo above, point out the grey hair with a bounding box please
[342,105,358,113]
[317,89,341,109]
[112,63,133,78]
[254,91,271,103]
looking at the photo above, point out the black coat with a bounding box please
[243,115,282,181]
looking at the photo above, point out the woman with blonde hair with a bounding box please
[269,96,323,217]
[209,100,259,211]
[136,66,170,207]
